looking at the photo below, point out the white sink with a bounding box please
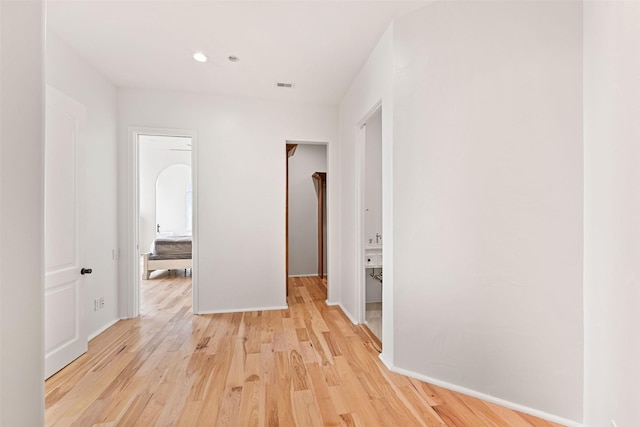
[365,244,382,268]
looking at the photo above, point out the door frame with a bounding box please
[127,127,199,317]
[355,101,382,325]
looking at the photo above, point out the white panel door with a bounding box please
[44,87,88,379]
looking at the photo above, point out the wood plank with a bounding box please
[399,385,446,426]
[292,389,323,427]
[307,362,342,427]
[480,400,537,427]
[275,350,296,426]
[432,385,496,427]
[237,381,260,427]
[518,411,564,427]
[214,386,242,427]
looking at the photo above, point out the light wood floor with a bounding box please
[45,273,564,426]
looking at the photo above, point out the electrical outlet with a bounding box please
[112,248,120,260]
[93,298,105,311]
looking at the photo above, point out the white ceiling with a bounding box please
[46,1,427,105]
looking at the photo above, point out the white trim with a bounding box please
[325,300,359,325]
[127,127,199,318]
[87,318,120,341]
[387,364,584,427]
[198,305,289,315]
[326,136,338,305]
[287,274,320,278]
[190,130,200,314]
[356,100,383,137]
[0,2,3,416]
[378,352,393,370]
[355,124,366,324]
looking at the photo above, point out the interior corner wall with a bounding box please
[583,3,640,426]
[118,88,337,314]
[0,1,45,425]
[337,24,394,363]
[46,31,119,338]
[288,144,326,276]
[393,1,583,422]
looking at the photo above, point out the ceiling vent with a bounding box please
[276,82,295,88]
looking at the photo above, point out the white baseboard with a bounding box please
[88,318,120,341]
[387,364,583,427]
[287,274,320,278]
[325,300,359,325]
[378,352,393,370]
[197,305,288,315]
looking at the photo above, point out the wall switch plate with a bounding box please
[112,249,120,260]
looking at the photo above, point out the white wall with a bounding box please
[0,1,45,424]
[119,89,337,314]
[337,25,395,363]
[584,3,640,426]
[46,31,119,338]
[138,136,191,252]
[288,144,326,276]
[392,1,583,423]
[156,165,191,235]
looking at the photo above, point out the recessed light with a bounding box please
[193,52,207,63]
[228,55,240,62]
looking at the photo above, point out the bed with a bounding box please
[141,234,192,279]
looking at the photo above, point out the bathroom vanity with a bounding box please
[365,243,382,268]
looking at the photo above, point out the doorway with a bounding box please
[138,134,192,283]
[129,128,198,317]
[357,104,383,346]
[286,142,328,301]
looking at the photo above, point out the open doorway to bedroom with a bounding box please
[137,134,193,312]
